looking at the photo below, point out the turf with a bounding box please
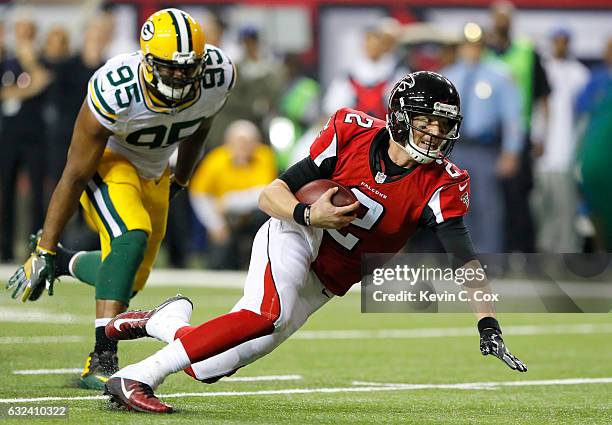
[0,283,611,424]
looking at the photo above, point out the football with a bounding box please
[295,179,358,207]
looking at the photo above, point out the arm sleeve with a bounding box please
[189,193,226,232]
[222,187,265,213]
[279,156,334,193]
[279,111,341,192]
[420,210,477,268]
[86,69,121,132]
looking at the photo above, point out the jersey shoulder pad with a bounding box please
[87,53,140,128]
[437,158,469,184]
[333,107,385,149]
[422,159,471,224]
[202,44,236,93]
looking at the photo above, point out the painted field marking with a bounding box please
[0,308,88,324]
[1,377,611,404]
[0,335,86,345]
[3,323,612,345]
[351,377,612,390]
[11,368,302,383]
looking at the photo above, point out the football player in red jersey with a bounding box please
[103,71,526,413]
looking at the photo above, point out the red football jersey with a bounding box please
[310,108,471,295]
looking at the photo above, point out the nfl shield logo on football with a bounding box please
[375,171,387,184]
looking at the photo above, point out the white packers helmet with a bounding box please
[140,8,206,101]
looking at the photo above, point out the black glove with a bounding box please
[169,175,187,201]
[478,317,527,372]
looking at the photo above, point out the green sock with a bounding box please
[72,251,102,287]
[95,230,148,306]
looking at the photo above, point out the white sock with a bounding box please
[114,339,191,389]
[145,298,192,344]
[147,318,190,344]
[95,318,111,328]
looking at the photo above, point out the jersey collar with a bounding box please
[369,128,420,183]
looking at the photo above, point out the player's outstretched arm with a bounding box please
[433,218,527,373]
[458,260,527,373]
[8,101,109,301]
[39,101,110,251]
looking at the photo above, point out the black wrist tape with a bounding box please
[478,316,501,334]
[293,203,309,226]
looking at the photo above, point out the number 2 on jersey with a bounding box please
[326,189,384,250]
[344,113,374,128]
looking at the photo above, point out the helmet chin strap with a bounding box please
[403,128,439,164]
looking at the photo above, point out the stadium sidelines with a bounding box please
[1,377,611,404]
[2,323,612,345]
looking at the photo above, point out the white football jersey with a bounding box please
[86,45,235,179]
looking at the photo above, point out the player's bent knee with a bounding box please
[95,230,149,305]
[112,230,149,260]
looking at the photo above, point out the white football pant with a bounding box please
[189,218,333,381]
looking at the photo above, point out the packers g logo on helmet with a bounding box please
[140,8,206,101]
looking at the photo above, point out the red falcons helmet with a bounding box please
[387,71,462,164]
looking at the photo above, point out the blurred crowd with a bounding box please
[1,1,611,269]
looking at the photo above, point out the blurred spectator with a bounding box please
[98,4,138,60]
[42,23,106,186]
[442,23,523,253]
[399,23,461,72]
[576,37,612,118]
[273,53,321,170]
[200,12,225,49]
[577,38,612,250]
[207,25,283,150]
[41,26,71,186]
[39,23,107,253]
[531,28,589,253]
[189,120,276,269]
[487,0,551,253]
[323,22,406,119]
[0,16,51,261]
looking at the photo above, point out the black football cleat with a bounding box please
[79,350,119,390]
[105,377,173,413]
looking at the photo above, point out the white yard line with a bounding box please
[351,377,612,389]
[1,377,611,404]
[0,308,88,324]
[293,323,612,339]
[12,368,82,375]
[11,368,302,384]
[0,335,86,345]
[3,323,611,345]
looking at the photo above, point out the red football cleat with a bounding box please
[105,376,173,413]
[105,295,192,341]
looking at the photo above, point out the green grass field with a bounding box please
[1,282,611,424]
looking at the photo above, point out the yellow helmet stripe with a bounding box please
[167,8,191,54]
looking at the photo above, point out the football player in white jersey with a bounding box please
[7,8,235,390]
